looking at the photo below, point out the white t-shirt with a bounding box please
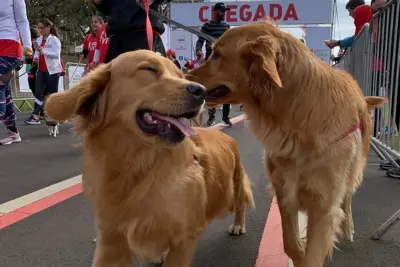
[0,0,31,49]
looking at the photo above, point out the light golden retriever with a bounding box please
[45,50,255,267]
[187,20,386,267]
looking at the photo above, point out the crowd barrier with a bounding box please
[10,62,85,111]
[335,0,400,240]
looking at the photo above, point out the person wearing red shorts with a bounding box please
[0,0,32,145]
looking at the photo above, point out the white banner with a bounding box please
[171,1,333,27]
[66,65,85,89]
[170,30,194,68]
[18,65,65,93]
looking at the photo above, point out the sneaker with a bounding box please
[24,115,41,125]
[379,159,400,171]
[207,117,216,126]
[0,132,22,145]
[222,117,233,127]
[386,167,400,179]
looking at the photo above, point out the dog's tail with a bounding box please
[360,96,387,154]
[233,161,255,210]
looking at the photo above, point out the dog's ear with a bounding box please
[46,63,111,121]
[239,36,282,88]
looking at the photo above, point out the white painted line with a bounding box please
[0,175,82,215]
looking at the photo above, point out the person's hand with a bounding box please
[24,47,33,57]
[79,53,84,60]
[33,57,39,63]
[323,40,339,49]
[89,62,97,70]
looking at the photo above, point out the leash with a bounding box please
[140,0,153,51]
[147,9,216,43]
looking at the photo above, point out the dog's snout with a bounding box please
[186,83,206,98]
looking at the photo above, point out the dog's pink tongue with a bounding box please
[152,113,196,136]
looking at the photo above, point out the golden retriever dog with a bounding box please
[45,50,255,267]
[187,20,386,267]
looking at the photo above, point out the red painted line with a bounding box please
[0,184,82,230]
[255,197,288,267]
[0,114,247,230]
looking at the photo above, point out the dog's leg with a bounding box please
[267,157,304,266]
[162,236,200,267]
[228,166,255,235]
[340,194,354,242]
[304,205,344,267]
[92,231,132,267]
[277,199,304,266]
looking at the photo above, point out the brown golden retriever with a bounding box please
[45,50,255,267]
[187,20,386,267]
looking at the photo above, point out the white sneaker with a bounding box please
[0,132,22,145]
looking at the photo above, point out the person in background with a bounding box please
[91,18,109,68]
[195,2,232,127]
[323,0,385,49]
[25,27,40,95]
[0,0,32,145]
[24,27,46,119]
[166,49,181,70]
[80,15,103,75]
[92,0,172,62]
[25,18,62,125]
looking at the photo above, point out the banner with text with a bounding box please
[171,1,333,27]
[170,30,194,68]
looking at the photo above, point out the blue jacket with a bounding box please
[339,36,355,48]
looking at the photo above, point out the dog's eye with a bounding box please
[141,66,158,74]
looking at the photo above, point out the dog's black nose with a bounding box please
[185,83,206,98]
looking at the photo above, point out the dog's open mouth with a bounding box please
[136,110,198,144]
[206,86,231,101]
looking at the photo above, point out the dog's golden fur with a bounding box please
[187,20,386,267]
[45,50,254,267]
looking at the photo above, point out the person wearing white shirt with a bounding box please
[0,0,32,145]
[25,18,62,125]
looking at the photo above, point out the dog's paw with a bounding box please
[343,228,354,242]
[151,249,169,264]
[228,224,246,235]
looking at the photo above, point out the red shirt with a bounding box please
[0,40,22,58]
[96,23,109,64]
[83,33,97,66]
[39,38,48,72]
[354,5,373,36]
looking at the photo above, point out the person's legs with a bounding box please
[207,108,216,126]
[0,56,22,145]
[222,104,232,127]
[25,72,47,124]
[42,73,60,122]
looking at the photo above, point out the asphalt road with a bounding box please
[1,107,400,267]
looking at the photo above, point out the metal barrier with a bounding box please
[335,0,400,240]
[10,71,34,112]
[10,62,86,111]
